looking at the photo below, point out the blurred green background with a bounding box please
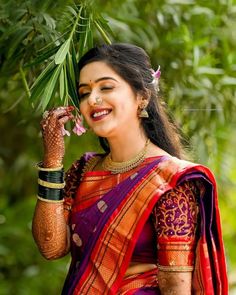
[0,0,236,294]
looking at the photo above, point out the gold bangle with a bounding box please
[36,162,63,171]
[38,179,65,189]
[37,195,64,203]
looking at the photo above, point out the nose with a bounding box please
[87,92,97,106]
[87,92,102,106]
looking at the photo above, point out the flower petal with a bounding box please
[151,65,161,79]
[72,116,86,136]
[73,124,86,136]
[61,126,71,136]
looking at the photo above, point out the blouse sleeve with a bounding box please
[63,153,99,218]
[152,180,201,272]
[63,160,83,222]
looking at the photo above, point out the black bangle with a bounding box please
[38,170,64,183]
[38,184,63,201]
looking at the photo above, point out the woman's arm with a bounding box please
[32,160,81,260]
[32,200,70,260]
[158,271,192,295]
[153,180,201,294]
[32,107,74,260]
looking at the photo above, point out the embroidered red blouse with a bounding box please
[132,180,200,271]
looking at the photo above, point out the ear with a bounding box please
[136,92,143,104]
[144,88,152,101]
[137,88,151,103]
[137,93,149,119]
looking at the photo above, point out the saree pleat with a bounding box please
[62,154,228,295]
[192,175,226,294]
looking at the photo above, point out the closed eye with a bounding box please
[79,92,90,99]
[101,86,114,91]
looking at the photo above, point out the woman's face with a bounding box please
[78,61,141,139]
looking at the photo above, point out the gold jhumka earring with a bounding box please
[138,100,149,118]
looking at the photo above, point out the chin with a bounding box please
[92,125,115,139]
[93,130,110,138]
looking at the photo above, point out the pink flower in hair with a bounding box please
[151,65,161,79]
[73,116,86,136]
[151,66,161,91]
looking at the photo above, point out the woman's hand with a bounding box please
[40,106,74,167]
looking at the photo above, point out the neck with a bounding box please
[107,131,148,162]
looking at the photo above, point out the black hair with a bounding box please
[78,43,186,159]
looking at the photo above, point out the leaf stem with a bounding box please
[19,65,31,98]
[94,20,111,44]
[69,6,83,41]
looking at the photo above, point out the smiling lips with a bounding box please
[90,108,112,121]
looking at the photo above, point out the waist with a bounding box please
[121,263,159,293]
[125,262,157,277]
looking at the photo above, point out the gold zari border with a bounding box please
[158,264,194,272]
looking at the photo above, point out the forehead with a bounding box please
[79,61,120,83]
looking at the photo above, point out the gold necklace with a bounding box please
[102,139,150,174]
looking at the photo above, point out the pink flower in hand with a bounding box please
[61,126,71,136]
[73,116,86,136]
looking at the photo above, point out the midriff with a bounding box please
[124,262,157,277]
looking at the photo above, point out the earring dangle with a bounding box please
[139,108,149,118]
[138,101,149,118]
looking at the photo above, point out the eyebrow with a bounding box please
[78,77,118,89]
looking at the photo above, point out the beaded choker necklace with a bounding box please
[102,139,150,174]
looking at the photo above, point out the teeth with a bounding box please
[93,110,110,118]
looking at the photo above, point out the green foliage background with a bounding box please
[0,0,236,294]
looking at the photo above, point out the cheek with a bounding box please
[118,98,139,115]
[79,101,87,117]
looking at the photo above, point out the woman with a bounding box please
[32,43,228,294]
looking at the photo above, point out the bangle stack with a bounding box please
[36,162,65,203]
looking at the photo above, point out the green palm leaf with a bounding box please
[59,66,65,101]
[28,1,113,111]
[41,65,62,110]
[55,39,71,65]
[30,60,55,90]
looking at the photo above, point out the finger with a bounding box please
[41,106,75,130]
[42,110,50,119]
[58,114,74,126]
[40,119,49,130]
[49,106,75,118]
